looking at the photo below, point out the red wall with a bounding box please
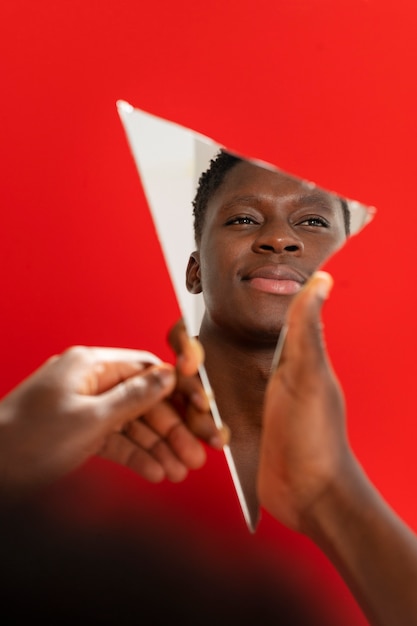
[2,2,417,623]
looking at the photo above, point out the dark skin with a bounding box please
[186,159,347,527]
[258,270,417,626]
[0,339,228,500]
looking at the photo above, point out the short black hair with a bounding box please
[192,149,350,242]
[192,150,242,243]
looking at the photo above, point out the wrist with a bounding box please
[299,452,369,541]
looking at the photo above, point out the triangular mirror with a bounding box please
[117,100,376,532]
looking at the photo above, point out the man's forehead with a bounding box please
[209,160,340,209]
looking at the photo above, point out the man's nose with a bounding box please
[252,222,304,255]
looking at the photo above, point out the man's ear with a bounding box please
[186,251,202,294]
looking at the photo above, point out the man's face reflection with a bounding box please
[187,159,347,344]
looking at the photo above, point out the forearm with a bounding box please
[302,457,417,626]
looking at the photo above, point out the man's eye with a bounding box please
[298,216,330,228]
[226,216,257,225]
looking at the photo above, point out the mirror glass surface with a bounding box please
[117,100,376,532]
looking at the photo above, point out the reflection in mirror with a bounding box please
[117,100,376,533]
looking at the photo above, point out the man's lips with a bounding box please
[241,265,307,295]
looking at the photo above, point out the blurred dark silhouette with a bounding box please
[0,493,330,626]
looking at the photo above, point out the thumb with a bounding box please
[93,364,176,429]
[168,318,205,376]
[275,271,334,370]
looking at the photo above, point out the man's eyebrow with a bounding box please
[219,191,340,213]
[295,192,338,209]
[220,195,263,210]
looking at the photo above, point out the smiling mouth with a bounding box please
[242,266,306,296]
[245,277,303,295]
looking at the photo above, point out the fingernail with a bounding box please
[156,365,175,386]
[312,271,333,299]
[191,391,210,411]
[209,425,230,449]
[189,336,204,358]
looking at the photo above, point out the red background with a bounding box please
[2,1,417,623]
